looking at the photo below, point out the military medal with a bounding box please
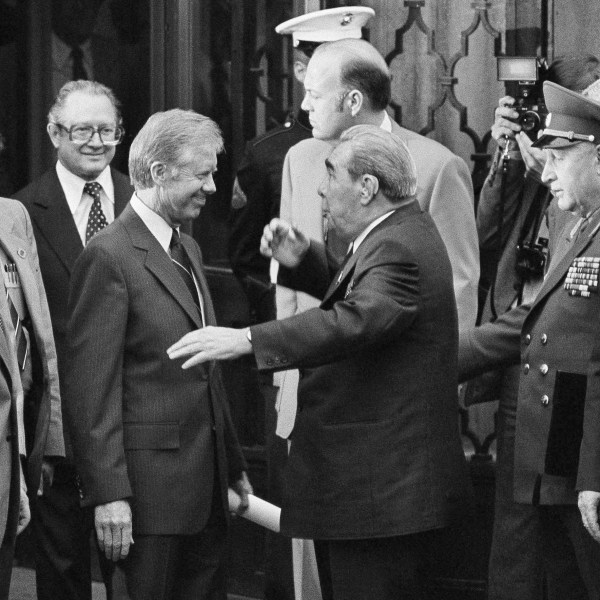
[564,256,600,297]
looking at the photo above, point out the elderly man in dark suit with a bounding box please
[459,82,600,599]
[14,79,132,600]
[63,109,251,600]
[169,124,471,600]
[0,197,64,600]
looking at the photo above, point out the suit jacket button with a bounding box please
[266,358,274,366]
[523,363,530,374]
[524,334,531,345]
[541,334,548,344]
[539,364,549,375]
[541,394,549,406]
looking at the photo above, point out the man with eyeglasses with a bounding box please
[13,80,133,600]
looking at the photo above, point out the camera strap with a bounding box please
[517,184,551,249]
[488,145,513,321]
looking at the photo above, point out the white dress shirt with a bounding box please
[130,194,205,325]
[56,161,115,246]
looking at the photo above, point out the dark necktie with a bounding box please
[84,182,108,244]
[170,230,201,310]
[70,44,88,80]
[3,264,28,370]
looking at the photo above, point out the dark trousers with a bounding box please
[540,504,600,600]
[314,529,442,600]
[115,484,228,600]
[32,462,113,600]
[487,366,544,600]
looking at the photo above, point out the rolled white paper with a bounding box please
[228,489,281,532]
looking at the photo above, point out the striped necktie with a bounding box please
[3,264,28,370]
[169,229,201,310]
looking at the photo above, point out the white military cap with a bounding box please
[275,6,375,47]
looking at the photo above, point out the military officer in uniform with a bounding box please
[460,81,600,599]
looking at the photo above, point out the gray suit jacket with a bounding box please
[0,310,17,546]
[0,197,64,495]
[64,204,246,534]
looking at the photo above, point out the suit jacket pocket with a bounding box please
[545,371,586,477]
[123,422,180,450]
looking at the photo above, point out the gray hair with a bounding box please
[128,109,224,190]
[48,80,121,124]
[338,125,417,201]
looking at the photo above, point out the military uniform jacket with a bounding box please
[229,111,312,288]
[460,207,600,504]
[0,198,64,493]
[252,203,471,540]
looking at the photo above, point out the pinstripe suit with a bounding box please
[63,203,246,595]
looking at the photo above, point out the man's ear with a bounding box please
[293,60,307,84]
[150,161,168,185]
[359,174,379,205]
[347,90,363,117]
[47,123,60,149]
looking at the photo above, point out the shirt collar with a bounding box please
[380,112,393,133]
[56,161,114,214]
[352,210,395,254]
[130,193,175,254]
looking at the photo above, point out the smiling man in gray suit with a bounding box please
[64,109,251,600]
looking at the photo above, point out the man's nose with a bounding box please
[203,174,217,194]
[86,130,104,147]
[541,154,554,186]
[301,92,311,112]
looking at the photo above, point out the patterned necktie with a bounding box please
[3,264,28,371]
[84,182,108,244]
[170,229,200,309]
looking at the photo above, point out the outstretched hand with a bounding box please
[167,326,253,369]
[260,218,310,268]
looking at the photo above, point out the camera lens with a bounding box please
[519,111,541,132]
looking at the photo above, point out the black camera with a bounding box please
[497,56,549,140]
[515,238,548,280]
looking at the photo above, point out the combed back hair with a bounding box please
[48,80,122,124]
[313,39,391,111]
[547,54,600,92]
[339,125,417,202]
[129,109,224,190]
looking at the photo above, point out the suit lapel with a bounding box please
[321,250,359,305]
[321,204,419,305]
[120,207,203,329]
[532,210,600,311]
[28,170,83,274]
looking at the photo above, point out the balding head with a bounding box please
[312,39,391,111]
[301,39,391,141]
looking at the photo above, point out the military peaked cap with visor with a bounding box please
[275,6,375,46]
[533,81,600,149]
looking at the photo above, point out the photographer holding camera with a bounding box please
[468,54,600,600]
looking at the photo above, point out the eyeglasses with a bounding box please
[52,123,124,146]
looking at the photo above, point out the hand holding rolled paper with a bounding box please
[228,489,281,532]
